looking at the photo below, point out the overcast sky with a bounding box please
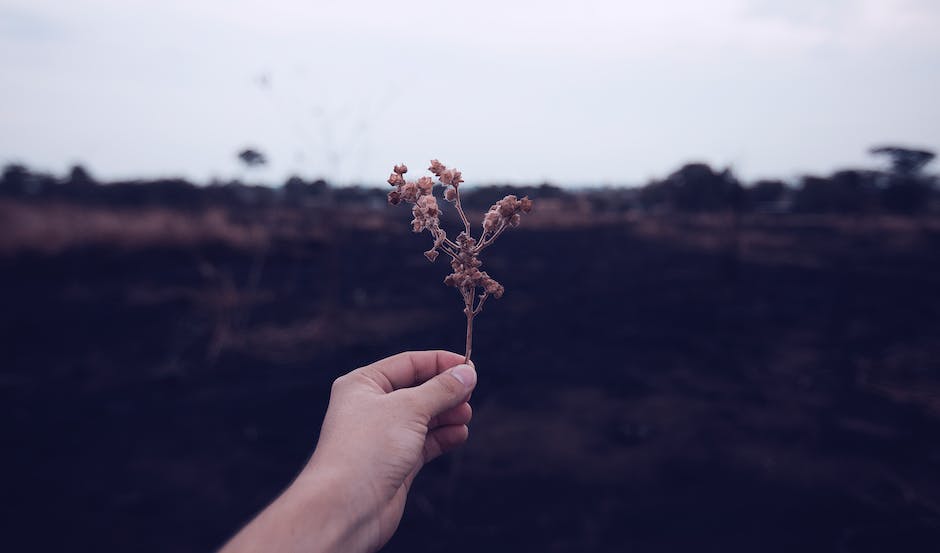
[1,0,938,186]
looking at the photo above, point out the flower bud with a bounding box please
[429,159,445,176]
[387,190,401,205]
[498,195,518,216]
[424,249,439,262]
[444,187,457,202]
[417,194,439,216]
[483,276,504,299]
[394,163,408,175]
[417,176,434,192]
[440,169,454,186]
[520,196,533,213]
[483,210,500,232]
[400,182,418,203]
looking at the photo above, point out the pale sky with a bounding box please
[1,0,938,186]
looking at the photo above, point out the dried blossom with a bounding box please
[387,159,533,363]
[429,159,446,176]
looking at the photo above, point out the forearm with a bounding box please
[219,466,373,553]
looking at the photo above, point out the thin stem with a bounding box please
[473,292,489,315]
[475,221,507,252]
[427,226,459,260]
[464,312,473,364]
[439,242,459,260]
[454,187,472,236]
[461,285,475,363]
[442,236,461,252]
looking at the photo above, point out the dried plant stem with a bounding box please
[386,160,531,365]
[476,222,508,252]
[454,188,472,235]
[464,311,473,364]
[462,291,489,363]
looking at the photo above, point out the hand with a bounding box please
[219,350,477,553]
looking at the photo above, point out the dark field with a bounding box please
[2,201,940,552]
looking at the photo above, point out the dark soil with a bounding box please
[2,208,939,552]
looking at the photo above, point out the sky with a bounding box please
[1,0,939,187]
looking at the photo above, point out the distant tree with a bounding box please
[67,164,96,187]
[748,180,786,204]
[870,145,936,214]
[283,175,328,202]
[870,146,935,177]
[668,163,743,212]
[238,148,268,168]
[637,178,676,212]
[1,164,30,195]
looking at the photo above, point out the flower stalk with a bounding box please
[387,160,532,363]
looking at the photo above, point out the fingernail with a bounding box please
[450,364,476,388]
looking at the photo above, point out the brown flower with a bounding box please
[482,276,504,299]
[400,182,418,203]
[388,172,405,186]
[385,159,533,363]
[520,196,533,213]
[416,176,434,193]
[483,210,500,232]
[429,159,446,176]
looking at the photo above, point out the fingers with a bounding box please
[402,364,477,418]
[422,424,470,464]
[429,402,472,429]
[354,350,466,392]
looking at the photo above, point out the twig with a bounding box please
[385,160,532,362]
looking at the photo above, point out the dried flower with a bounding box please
[400,182,419,203]
[388,172,405,186]
[483,194,532,233]
[429,159,446,176]
[387,159,532,363]
[416,176,434,193]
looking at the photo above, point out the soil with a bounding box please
[2,206,939,552]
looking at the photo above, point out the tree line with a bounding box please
[1,145,935,215]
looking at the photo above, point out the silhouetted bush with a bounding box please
[640,163,743,212]
[746,180,789,212]
[792,171,879,213]
[881,175,932,214]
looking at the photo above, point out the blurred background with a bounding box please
[2,1,940,552]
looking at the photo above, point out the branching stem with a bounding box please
[387,160,531,366]
[454,187,472,236]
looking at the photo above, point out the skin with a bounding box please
[219,350,477,553]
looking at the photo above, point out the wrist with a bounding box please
[222,465,373,553]
[290,462,377,553]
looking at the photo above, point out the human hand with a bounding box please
[219,350,476,553]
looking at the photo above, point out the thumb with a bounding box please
[406,364,477,418]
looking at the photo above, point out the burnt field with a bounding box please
[2,200,940,552]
